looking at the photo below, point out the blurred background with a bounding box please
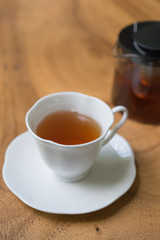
[2,0,160,137]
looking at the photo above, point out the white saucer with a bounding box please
[2,131,136,215]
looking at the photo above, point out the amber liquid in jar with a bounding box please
[112,60,160,124]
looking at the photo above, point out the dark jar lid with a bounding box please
[119,21,160,61]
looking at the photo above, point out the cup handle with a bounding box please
[102,106,128,146]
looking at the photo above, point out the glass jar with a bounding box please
[112,21,160,124]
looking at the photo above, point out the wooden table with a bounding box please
[1,0,160,239]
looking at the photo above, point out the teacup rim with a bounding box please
[25,91,114,148]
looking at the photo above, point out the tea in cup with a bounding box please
[26,92,128,182]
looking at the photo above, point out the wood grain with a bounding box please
[1,0,160,239]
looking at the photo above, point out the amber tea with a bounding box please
[36,110,102,145]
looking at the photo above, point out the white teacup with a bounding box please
[26,92,128,182]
